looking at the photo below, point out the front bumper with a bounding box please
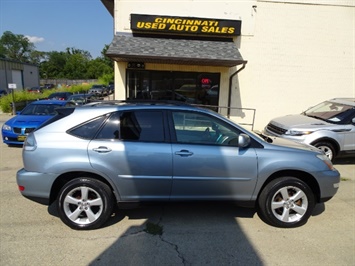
[2,131,26,145]
[316,169,341,203]
[263,127,309,144]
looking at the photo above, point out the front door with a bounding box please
[170,111,258,201]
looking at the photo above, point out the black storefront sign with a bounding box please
[131,14,241,36]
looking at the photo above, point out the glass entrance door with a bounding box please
[126,71,150,99]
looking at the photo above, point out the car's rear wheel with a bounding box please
[57,178,114,230]
[313,141,335,161]
[258,177,315,228]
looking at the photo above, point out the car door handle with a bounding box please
[93,146,112,153]
[175,150,193,157]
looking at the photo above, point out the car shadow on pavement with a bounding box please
[89,202,263,265]
[333,157,355,165]
[48,201,257,229]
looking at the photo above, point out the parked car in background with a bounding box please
[264,98,355,161]
[107,83,115,94]
[16,101,340,230]
[67,93,101,105]
[27,86,43,93]
[88,84,107,96]
[1,100,73,145]
[44,83,55,89]
[0,89,8,97]
[47,92,73,100]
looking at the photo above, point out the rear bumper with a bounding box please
[16,168,58,205]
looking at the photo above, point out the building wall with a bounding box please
[22,64,40,88]
[238,1,354,129]
[111,0,354,130]
[0,59,39,90]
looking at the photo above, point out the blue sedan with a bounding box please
[1,100,72,145]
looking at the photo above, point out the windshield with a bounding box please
[21,104,62,115]
[304,101,354,123]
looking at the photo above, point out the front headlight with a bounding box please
[317,154,335,171]
[286,130,313,136]
[2,124,11,131]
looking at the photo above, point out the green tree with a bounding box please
[100,44,114,68]
[86,58,113,79]
[0,31,36,63]
[40,51,68,78]
[29,50,46,65]
[66,47,92,60]
[0,30,114,80]
[63,53,90,79]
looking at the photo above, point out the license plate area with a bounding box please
[17,135,27,141]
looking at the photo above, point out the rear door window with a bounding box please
[95,110,165,142]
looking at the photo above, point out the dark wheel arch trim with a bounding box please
[310,137,340,156]
[258,170,321,203]
[49,171,119,205]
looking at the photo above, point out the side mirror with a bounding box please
[238,133,251,148]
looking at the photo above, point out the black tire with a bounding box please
[258,177,315,228]
[57,178,114,230]
[313,141,336,161]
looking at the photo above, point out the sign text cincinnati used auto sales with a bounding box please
[131,14,241,36]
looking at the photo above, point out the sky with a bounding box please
[0,0,114,58]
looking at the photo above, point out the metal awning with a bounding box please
[106,35,246,67]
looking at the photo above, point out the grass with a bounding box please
[341,177,351,181]
[144,222,163,235]
[0,84,92,113]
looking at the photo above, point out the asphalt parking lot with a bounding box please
[0,113,354,266]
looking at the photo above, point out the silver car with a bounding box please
[264,98,355,161]
[17,101,340,230]
[88,84,107,96]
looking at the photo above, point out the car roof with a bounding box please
[48,100,219,132]
[74,100,215,115]
[31,100,68,105]
[69,93,94,97]
[328,98,355,106]
[49,92,71,95]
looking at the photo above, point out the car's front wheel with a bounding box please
[313,141,335,161]
[57,178,114,230]
[258,177,315,228]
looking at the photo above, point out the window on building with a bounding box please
[126,70,220,107]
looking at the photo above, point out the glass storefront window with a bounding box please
[126,70,220,107]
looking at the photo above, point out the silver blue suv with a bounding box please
[17,101,340,230]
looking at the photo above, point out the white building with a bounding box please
[101,0,354,130]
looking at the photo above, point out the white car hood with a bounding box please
[269,135,320,153]
[270,114,335,130]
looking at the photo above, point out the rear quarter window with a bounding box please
[68,115,108,139]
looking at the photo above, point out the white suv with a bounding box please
[264,98,355,161]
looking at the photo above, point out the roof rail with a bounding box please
[84,99,193,107]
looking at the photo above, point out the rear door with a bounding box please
[169,110,258,201]
[88,110,173,201]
